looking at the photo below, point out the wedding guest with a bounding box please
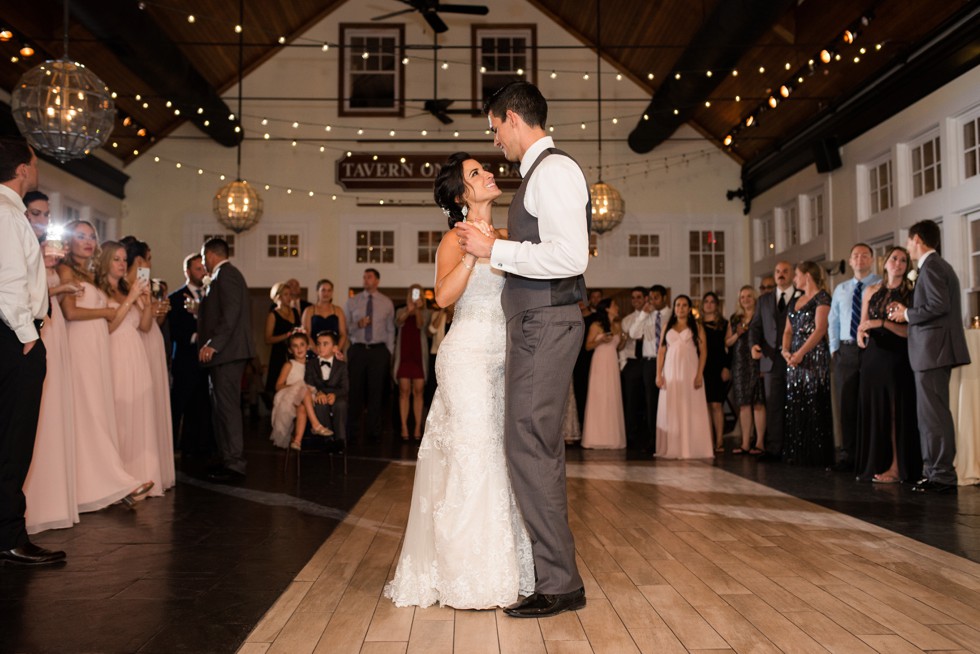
[122,237,175,491]
[828,243,880,471]
[887,220,971,494]
[58,222,154,510]
[394,284,430,440]
[750,262,796,461]
[168,253,213,457]
[285,278,312,315]
[629,284,671,452]
[1,139,66,565]
[23,190,50,241]
[271,332,333,450]
[656,295,713,459]
[581,298,626,449]
[305,330,349,446]
[345,268,394,441]
[301,279,348,356]
[727,286,766,455]
[700,292,730,452]
[24,231,79,534]
[99,241,165,497]
[620,286,649,449]
[572,288,603,425]
[855,246,920,483]
[782,262,834,467]
[265,281,301,402]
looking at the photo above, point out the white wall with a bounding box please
[118,0,743,304]
[751,63,980,317]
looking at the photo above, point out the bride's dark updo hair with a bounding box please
[433,152,471,228]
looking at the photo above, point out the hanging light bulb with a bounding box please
[779,85,790,98]
[723,134,732,146]
[19,43,35,57]
[820,49,832,64]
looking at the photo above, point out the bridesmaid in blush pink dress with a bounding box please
[24,237,79,534]
[58,222,154,511]
[581,298,627,449]
[655,295,714,459]
[99,241,165,497]
[122,237,175,491]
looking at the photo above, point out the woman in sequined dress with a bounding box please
[781,261,834,466]
[855,246,921,483]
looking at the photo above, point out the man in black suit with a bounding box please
[167,253,213,457]
[888,220,971,494]
[750,261,797,460]
[198,238,255,482]
[305,330,348,448]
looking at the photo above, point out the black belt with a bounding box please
[351,342,385,349]
[840,340,857,346]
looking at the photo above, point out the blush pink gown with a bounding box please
[108,300,165,497]
[581,337,626,449]
[655,328,714,459]
[24,271,79,534]
[65,281,142,512]
[141,321,176,490]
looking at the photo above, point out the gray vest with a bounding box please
[500,147,591,319]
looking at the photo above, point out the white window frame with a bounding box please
[627,233,661,258]
[909,130,942,199]
[339,24,404,118]
[754,212,774,261]
[960,107,980,182]
[417,230,443,264]
[356,229,396,264]
[805,191,824,241]
[472,25,537,110]
[266,233,301,259]
[689,229,726,304]
[779,200,799,249]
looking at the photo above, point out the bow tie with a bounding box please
[319,359,332,369]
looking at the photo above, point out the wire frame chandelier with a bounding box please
[214,0,263,234]
[588,0,625,236]
[10,0,115,163]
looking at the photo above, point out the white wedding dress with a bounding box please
[383,259,535,609]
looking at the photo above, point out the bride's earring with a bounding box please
[461,205,468,219]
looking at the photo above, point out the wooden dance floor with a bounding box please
[238,460,980,653]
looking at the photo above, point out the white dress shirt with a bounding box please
[0,184,47,343]
[628,307,672,358]
[317,356,335,381]
[490,136,590,279]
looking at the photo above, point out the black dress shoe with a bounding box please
[207,468,245,483]
[0,541,67,566]
[911,480,957,494]
[503,587,586,618]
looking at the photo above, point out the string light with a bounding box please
[187,15,195,23]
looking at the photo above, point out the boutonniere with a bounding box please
[906,268,918,285]
[202,275,212,288]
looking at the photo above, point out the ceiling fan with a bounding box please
[372,0,489,34]
[419,31,479,124]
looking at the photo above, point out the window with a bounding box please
[968,213,980,320]
[472,26,536,108]
[869,159,893,214]
[911,133,942,198]
[589,232,599,257]
[689,230,725,302]
[964,114,980,180]
[808,193,824,239]
[267,234,299,258]
[781,201,799,248]
[755,213,774,260]
[628,233,660,258]
[417,230,443,264]
[204,233,236,257]
[339,24,404,117]
[356,230,394,264]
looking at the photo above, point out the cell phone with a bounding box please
[411,288,420,302]
[136,267,151,286]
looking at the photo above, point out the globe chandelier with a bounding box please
[588,0,625,236]
[10,0,115,163]
[213,0,263,234]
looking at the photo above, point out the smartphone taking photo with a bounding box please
[411,288,421,302]
[136,266,151,286]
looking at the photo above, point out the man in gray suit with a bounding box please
[457,81,589,618]
[887,220,970,494]
[198,238,255,482]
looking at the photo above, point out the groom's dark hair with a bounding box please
[483,82,547,128]
[909,219,941,251]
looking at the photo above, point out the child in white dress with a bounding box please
[270,333,332,450]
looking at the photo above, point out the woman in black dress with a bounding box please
[726,285,767,454]
[264,281,301,401]
[855,246,921,483]
[782,261,834,467]
[700,292,730,452]
[301,278,348,356]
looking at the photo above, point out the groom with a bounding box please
[458,81,590,618]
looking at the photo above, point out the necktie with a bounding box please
[654,311,662,353]
[777,291,786,313]
[849,280,863,340]
[634,337,644,360]
[365,293,374,343]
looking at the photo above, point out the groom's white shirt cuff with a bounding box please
[490,136,590,279]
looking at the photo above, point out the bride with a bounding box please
[383,153,534,609]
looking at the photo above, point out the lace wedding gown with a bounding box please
[383,259,534,609]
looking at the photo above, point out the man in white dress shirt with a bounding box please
[628,285,671,453]
[0,137,65,566]
[457,81,589,618]
[620,287,648,450]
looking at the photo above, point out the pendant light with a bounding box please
[589,0,625,236]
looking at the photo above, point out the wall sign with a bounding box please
[336,153,522,191]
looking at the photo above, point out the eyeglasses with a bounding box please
[759,284,776,291]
